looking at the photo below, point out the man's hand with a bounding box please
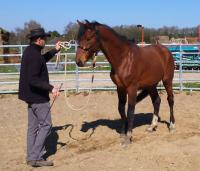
[55,41,62,51]
[52,86,60,98]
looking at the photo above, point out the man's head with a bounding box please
[27,28,51,47]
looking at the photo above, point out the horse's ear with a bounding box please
[84,20,93,29]
[77,20,85,26]
[77,19,94,30]
[85,20,90,24]
[84,20,96,30]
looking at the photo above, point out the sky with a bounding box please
[0,0,200,34]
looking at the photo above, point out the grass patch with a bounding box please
[0,66,17,73]
[183,82,200,88]
[173,82,200,88]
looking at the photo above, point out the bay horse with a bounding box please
[75,20,175,144]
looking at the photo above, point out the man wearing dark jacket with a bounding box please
[18,28,61,167]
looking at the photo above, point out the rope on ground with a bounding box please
[67,124,94,141]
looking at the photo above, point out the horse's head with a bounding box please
[76,20,100,67]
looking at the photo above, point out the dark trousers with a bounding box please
[27,102,52,161]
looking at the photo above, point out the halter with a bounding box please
[77,45,91,51]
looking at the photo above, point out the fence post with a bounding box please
[19,45,23,59]
[74,42,79,92]
[179,44,183,91]
[75,64,79,92]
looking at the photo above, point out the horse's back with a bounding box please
[135,44,174,87]
[141,44,174,71]
[151,44,175,81]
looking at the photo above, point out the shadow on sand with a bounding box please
[44,113,170,158]
[44,124,72,159]
[80,113,154,134]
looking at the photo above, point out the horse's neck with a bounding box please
[97,26,127,69]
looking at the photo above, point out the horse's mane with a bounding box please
[77,21,136,44]
[96,22,135,43]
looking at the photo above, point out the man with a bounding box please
[18,28,61,167]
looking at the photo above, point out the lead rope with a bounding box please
[52,43,96,142]
[63,49,96,111]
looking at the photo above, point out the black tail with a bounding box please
[136,89,149,103]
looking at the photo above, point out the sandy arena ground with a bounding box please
[0,91,200,171]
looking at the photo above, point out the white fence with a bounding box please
[0,43,200,94]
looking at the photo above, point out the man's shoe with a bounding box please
[27,160,37,167]
[27,159,54,167]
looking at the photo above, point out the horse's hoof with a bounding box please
[120,133,126,138]
[169,127,176,133]
[121,137,132,148]
[146,125,157,132]
[169,123,176,133]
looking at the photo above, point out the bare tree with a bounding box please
[64,22,79,40]
[15,20,42,44]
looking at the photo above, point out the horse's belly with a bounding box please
[138,73,163,88]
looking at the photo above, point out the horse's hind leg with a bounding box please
[146,86,161,132]
[163,80,175,132]
[117,87,127,137]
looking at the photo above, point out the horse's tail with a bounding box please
[136,89,149,103]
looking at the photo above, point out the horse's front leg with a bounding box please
[117,87,127,137]
[123,86,137,145]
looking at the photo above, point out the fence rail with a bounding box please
[0,43,200,94]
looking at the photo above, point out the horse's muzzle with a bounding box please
[76,61,84,67]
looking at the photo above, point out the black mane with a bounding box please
[77,21,135,44]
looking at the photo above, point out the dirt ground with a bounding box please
[0,91,200,171]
